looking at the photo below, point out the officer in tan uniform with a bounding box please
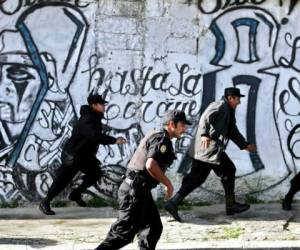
[95,110,191,250]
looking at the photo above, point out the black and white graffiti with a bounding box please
[0,0,300,202]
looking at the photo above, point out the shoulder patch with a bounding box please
[160,145,167,153]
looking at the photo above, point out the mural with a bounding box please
[0,0,299,202]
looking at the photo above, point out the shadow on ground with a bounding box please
[161,202,300,226]
[0,237,57,248]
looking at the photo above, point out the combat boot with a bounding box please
[225,194,250,215]
[164,193,183,222]
[69,191,87,207]
[39,199,55,215]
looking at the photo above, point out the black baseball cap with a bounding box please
[87,94,108,105]
[224,87,245,98]
[164,109,192,125]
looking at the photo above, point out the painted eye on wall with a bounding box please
[6,65,35,82]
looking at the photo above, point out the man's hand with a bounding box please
[200,136,211,149]
[165,183,174,200]
[245,144,256,152]
[116,137,127,144]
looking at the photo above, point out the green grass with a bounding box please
[156,197,212,211]
[244,195,264,204]
[192,201,212,207]
[52,200,68,207]
[86,196,118,208]
[223,226,245,239]
[86,196,109,207]
[156,197,194,210]
[0,200,18,208]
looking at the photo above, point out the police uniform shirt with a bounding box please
[128,129,176,173]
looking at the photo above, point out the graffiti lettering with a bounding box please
[86,55,202,98]
[0,0,89,15]
[198,0,267,14]
[106,99,199,123]
[279,34,300,73]
[279,77,300,116]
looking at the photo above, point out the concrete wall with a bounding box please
[0,0,299,203]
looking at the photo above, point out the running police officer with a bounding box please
[95,109,191,250]
[39,93,127,215]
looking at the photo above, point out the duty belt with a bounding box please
[123,169,147,188]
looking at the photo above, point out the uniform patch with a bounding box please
[160,145,167,153]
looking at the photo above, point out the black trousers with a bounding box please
[96,181,163,250]
[288,171,300,197]
[46,156,102,201]
[178,152,236,198]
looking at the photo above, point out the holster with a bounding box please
[124,170,145,187]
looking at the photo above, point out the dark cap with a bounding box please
[224,87,245,98]
[164,109,192,125]
[87,94,108,105]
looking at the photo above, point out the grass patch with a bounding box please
[86,196,118,209]
[286,235,298,240]
[192,201,212,207]
[87,196,109,207]
[52,200,68,207]
[156,198,193,210]
[244,195,264,204]
[0,200,18,208]
[156,197,211,211]
[223,226,245,239]
[178,200,193,210]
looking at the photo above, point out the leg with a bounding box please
[95,182,143,250]
[69,158,102,207]
[214,153,249,215]
[178,158,212,197]
[214,153,236,196]
[137,192,163,250]
[39,164,78,215]
[165,158,211,222]
[283,172,300,210]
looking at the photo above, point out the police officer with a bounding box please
[282,172,300,210]
[39,94,127,215]
[165,87,256,222]
[95,110,191,250]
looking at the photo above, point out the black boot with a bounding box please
[225,194,250,215]
[39,199,55,215]
[282,195,292,211]
[164,193,184,222]
[69,191,87,207]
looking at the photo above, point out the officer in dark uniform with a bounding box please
[39,94,127,215]
[95,110,191,250]
[282,172,300,210]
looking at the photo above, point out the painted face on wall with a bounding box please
[0,63,40,123]
[0,62,40,140]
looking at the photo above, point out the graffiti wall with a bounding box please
[0,0,299,202]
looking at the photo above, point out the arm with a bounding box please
[228,123,250,150]
[146,158,173,199]
[81,125,116,144]
[80,122,126,145]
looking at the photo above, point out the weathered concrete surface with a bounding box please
[1,202,300,250]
